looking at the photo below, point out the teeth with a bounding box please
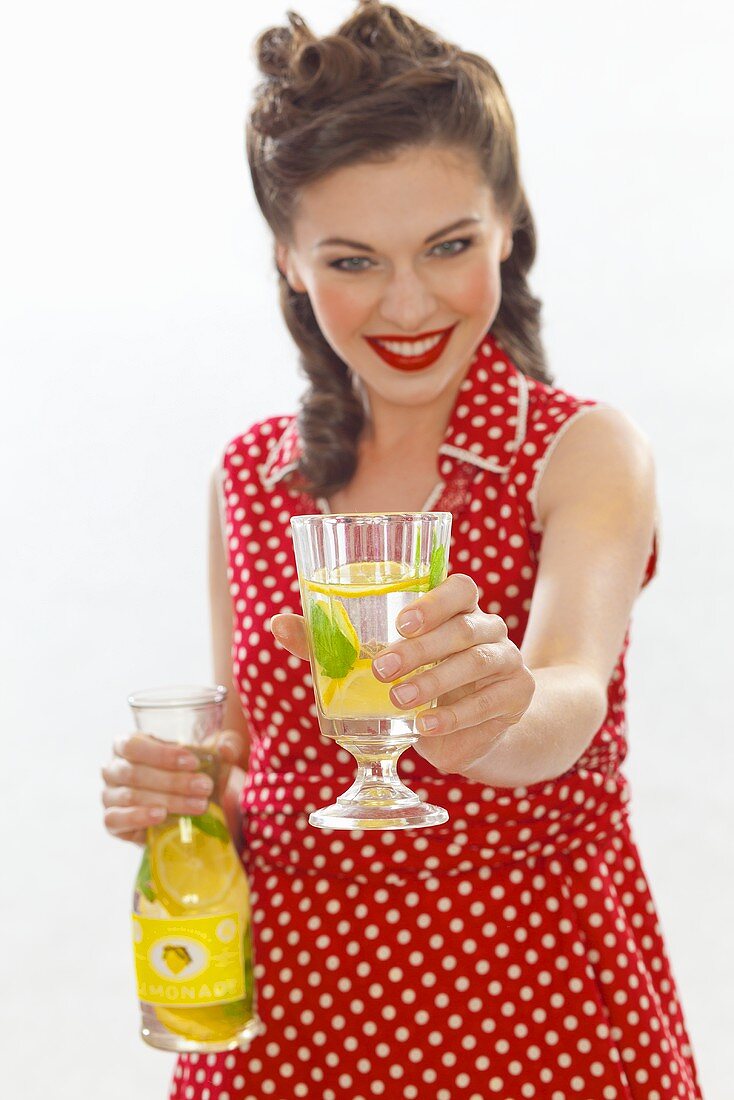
[375,333,443,356]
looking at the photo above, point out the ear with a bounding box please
[275,240,307,293]
[500,226,514,263]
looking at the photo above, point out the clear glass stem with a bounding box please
[309,716,449,830]
[336,738,420,808]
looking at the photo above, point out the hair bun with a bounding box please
[254,10,315,80]
[257,26,294,79]
[251,17,386,137]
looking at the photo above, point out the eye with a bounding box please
[430,237,474,257]
[328,256,374,273]
[327,236,475,274]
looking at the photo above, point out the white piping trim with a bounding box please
[513,370,530,455]
[421,480,446,512]
[261,368,531,492]
[527,402,610,532]
[517,371,528,448]
[438,443,511,473]
[437,370,529,474]
[259,458,299,493]
[259,417,299,492]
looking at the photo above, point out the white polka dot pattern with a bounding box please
[169,335,698,1098]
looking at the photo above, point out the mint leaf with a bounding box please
[191,812,229,842]
[220,998,247,1020]
[428,544,448,590]
[136,846,155,902]
[310,600,358,679]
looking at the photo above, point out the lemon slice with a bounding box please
[307,560,429,598]
[320,655,373,708]
[150,807,239,915]
[327,660,385,713]
[329,561,408,586]
[154,999,250,1043]
[318,657,424,717]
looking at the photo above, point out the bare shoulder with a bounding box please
[533,403,656,530]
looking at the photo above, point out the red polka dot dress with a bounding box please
[170,334,702,1099]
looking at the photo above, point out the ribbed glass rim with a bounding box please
[127,685,228,709]
[291,511,452,523]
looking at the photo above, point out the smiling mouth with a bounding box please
[364,323,458,371]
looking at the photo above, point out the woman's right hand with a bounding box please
[101,731,244,846]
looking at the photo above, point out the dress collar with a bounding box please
[260,332,529,494]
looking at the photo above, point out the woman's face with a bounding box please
[276,144,513,418]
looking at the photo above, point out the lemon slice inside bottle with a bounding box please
[149,808,240,915]
[153,999,250,1043]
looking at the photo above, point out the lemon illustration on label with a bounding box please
[162,945,192,975]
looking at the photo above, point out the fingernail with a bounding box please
[150,807,167,820]
[188,798,209,813]
[177,753,198,768]
[374,652,401,679]
[190,776,213,793]
[392,682,418,706]
[417,714,439,732]
[398,610,422,635]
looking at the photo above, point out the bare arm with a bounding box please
[463,404,658,786]
[208,464,252,843]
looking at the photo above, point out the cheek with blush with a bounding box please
[308,284,375,350]
[449,260,502,321]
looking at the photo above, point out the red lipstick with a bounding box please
[364,323,458,372]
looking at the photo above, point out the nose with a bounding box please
[377,266,439,333]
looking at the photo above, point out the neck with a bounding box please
[358,365,471,463]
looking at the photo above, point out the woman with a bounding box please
[102,2,702,1096]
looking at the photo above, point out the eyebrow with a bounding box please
[313,217,482,252]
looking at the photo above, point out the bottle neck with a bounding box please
[188,744,223,806]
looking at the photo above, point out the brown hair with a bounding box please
[246,0,553,499]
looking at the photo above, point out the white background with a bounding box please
[2,1,732,1097]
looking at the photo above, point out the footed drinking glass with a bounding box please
[290,512,452,830]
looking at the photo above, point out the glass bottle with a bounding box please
[128,685,265,1053]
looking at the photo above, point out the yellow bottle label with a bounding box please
[131,912,244,1007]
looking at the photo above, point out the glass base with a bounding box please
[309,735,449,830]
[309,800,449,830]
[140,1014,265,1054]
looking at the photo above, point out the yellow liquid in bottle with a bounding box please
[132,753,257,1050]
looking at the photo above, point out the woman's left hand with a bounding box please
[372,573,536,774]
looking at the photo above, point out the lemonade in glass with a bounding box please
[291,512,452,830]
